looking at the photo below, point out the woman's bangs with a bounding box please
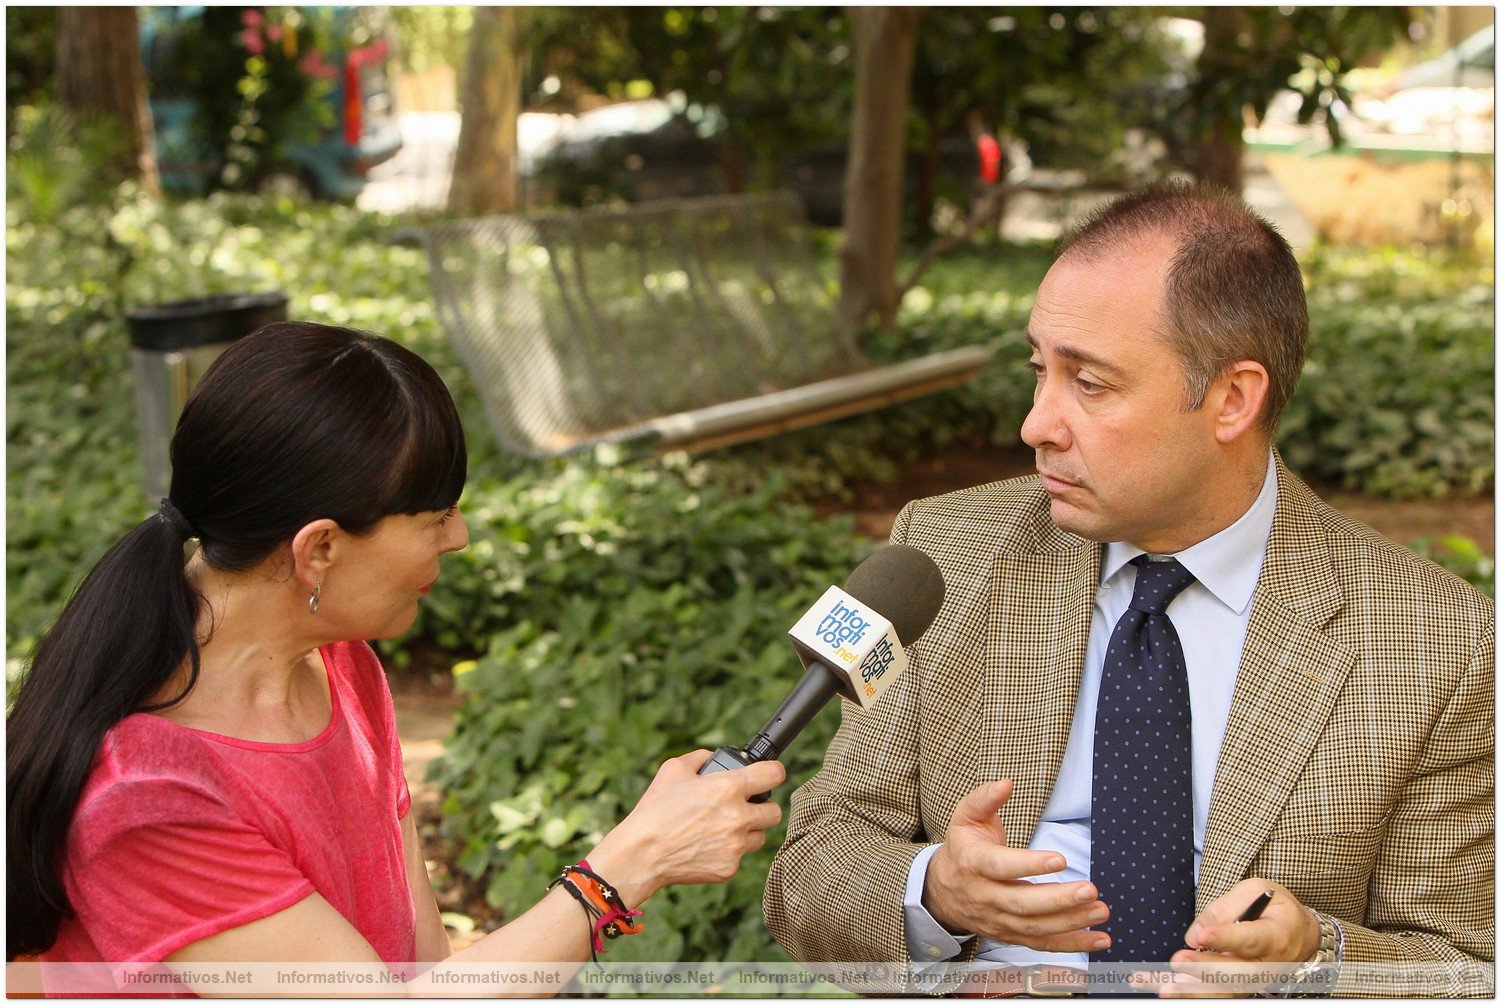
[380,385,468,516]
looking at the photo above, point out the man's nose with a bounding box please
[1021,380,1072,452]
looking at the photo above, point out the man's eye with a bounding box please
[1027,361,1044,379]
[1076,378,1105,395]
[436,507,458,527]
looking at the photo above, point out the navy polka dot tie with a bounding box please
[1091,556,1197,968]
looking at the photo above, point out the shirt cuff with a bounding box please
[904,843,972,970]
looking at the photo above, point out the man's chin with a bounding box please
[1047,498,1112,543]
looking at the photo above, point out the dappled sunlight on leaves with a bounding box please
[7,188,1491,958]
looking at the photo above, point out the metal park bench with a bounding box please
[407,191,994,459]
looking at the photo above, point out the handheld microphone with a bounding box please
[698,545,945,795]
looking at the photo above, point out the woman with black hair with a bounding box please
[8,322,784,995]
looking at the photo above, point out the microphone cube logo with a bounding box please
[789,586,908,709]
[859,636,897,686]
[817,599,870,648]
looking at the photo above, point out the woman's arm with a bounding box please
[166,874,618,997]
[399,812,451,963]
[166,750,785,997]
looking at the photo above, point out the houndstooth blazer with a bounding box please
[764,454,1494,994]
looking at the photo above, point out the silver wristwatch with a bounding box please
[1267,911,1343,998]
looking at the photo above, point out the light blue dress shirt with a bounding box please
[904,455,1278,969]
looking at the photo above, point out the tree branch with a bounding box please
[896,182,1013,299]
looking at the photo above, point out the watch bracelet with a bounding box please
[1263,910,1343,999]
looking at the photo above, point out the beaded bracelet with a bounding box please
[548,859,644,961]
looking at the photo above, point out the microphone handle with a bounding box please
[698,745,771,803]
[749,659,845,761]
[696,660,845,803]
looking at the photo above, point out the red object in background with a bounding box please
[240,7,265,55]
[343,58,362,146]
[342,40,389,146]
[977,132,1002,185]
[298,49,338,81]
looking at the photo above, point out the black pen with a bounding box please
[1236,889,1274,922]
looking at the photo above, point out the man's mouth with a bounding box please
[1039,471,1083,492]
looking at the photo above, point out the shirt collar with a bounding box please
[1101,453,1277,616]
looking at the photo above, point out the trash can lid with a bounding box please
[125,292,290,351]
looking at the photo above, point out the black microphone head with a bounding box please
[843,544,946,646]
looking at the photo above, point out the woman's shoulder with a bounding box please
[322,639,397,724]
[321,638,385,679]
[80,715,233,806]
[97,712,222,768]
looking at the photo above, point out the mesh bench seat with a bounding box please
[407,191,994,459]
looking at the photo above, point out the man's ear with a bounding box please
[1208,361,1271,445]
[290,519,341,589]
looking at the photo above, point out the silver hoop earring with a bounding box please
[308,582,322,615]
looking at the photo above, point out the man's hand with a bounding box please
[923,779,1111,953]
[1133,879,1321,998]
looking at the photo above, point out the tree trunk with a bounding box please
[1197,111,1246,193]
[838,7,923,339]
[55,7,159,194]
[913,109,940,242]
[448,6,524,215]
[1192,6,1248,193]
[717,135,746,195]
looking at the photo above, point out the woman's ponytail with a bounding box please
[6,508,202,959]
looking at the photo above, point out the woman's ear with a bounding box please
[290,519,340,590]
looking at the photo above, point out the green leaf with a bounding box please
[537,816,574,849]
[488,802,531,834]
[439,912,476,935]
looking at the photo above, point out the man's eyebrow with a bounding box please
[1026,331,1128,379]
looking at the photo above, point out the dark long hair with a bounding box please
[7,322,467,959]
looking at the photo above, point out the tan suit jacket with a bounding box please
[765,456,1494,995]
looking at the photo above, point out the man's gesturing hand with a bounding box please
[922,779,1111,954]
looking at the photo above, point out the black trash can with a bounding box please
[125,293,289,504]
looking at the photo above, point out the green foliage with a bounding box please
[527,7,851,194]
[1281,246,1496,498]
[144,7,341,192]
[523,8,1173,215]
[383,6,473,76]
[428,461,870,963]
[1175,7,1414,176]
[5,7,57,127]
[6,103,132,225]
[6,186,1491,965]
[1409,536,1496,599]
[912,9,1169,176]
[8,196,1489,671]
[1195,8,1408,128]
[4,190,484,670]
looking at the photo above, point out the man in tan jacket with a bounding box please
[764,183,1493,998]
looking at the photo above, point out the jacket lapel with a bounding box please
[1197,458,1355,906]
[984,500,1101,849]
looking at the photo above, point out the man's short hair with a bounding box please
[1056,181,1309,435]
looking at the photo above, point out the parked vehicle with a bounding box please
[140,6,401,200]
[524,97,981,225]
[524,100,725,208]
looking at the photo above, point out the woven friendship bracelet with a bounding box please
[548,860,644,961]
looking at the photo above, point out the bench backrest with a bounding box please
[416,192,868,457]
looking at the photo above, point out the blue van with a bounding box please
[140,6,401,200]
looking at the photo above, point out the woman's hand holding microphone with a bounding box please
[587,750,786,908]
